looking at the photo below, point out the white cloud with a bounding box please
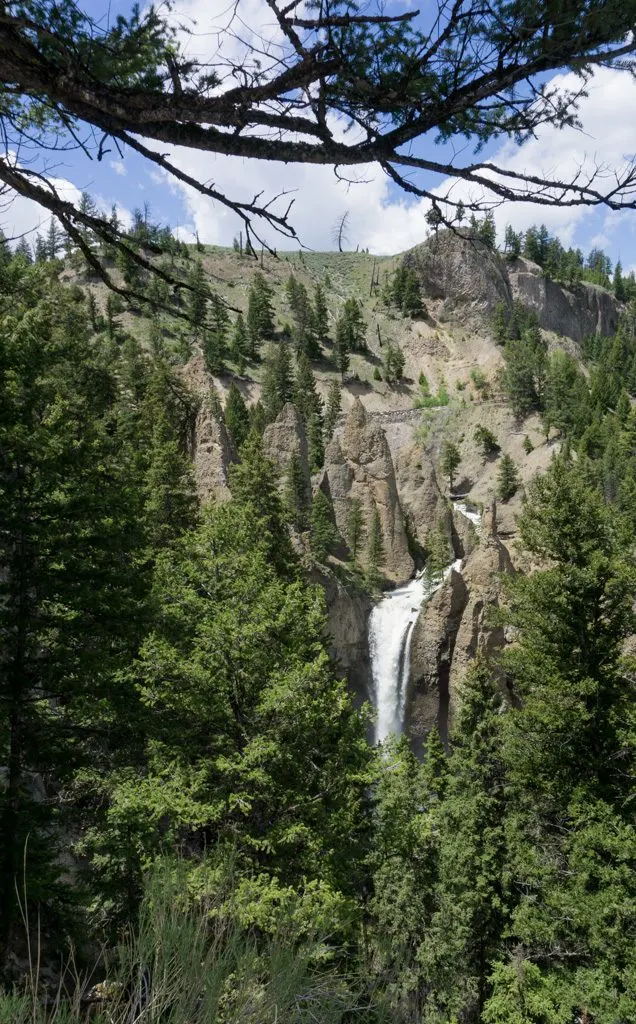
[152,0,636,254]
[110,160,127,177]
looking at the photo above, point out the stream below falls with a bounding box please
[367,502,482,745]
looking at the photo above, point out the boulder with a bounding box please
[323,399,413,581]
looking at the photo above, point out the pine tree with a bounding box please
[474,424,500,457]
[335,298,366,353]
[0,283,148,961]
[366,504,385,589]
[202,294,229,375]
[143,408,198,552]
[34,233,48,262]
[307,411,324,472]
[229,433,295,576]
[497,453,520,501]
[246,271,274,356]
[310,488,339,561]
[333,323,350,376]
[230,311,249,372]
[313,282,329,340]
[13,237,33,264]
[400,270,424,317]
[186,260,208,335]
[100,498,372,913]
[485,454,636,1022]
[46,217,63,260]
[440,440,461,492]
[224,382,250,450]
[283,451,310,530]
[383,342,406,384]
[420,660,508,1023]
[293,350,323,425]
[346,498,364,560]
[262,343,293,423]
[324,379,342,441]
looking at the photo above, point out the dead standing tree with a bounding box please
[2,0,636,289]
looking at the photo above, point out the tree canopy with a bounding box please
[3,0,636,274]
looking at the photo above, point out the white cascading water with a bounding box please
[368,501,482,745]
[369,559,462,744]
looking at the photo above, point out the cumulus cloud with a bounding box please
[156,0,636,253]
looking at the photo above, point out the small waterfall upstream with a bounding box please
[367,501,482,745]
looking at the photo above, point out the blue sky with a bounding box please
[4,0,636,269]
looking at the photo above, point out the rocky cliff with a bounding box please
[263,402,311,486]
[406,230,621,342]
[407,502,513,750]
[323,398,413,581]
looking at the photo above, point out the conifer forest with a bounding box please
[1,2,636,1022]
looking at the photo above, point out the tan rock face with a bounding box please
[191,400,235,505]
[263,403,310,485]
[448,514,514,725]
[311,568,372,699]
[405,504,514,750]
[509,258,620,343]
[394,446,453,553]
[324,399,413,581]
[406,569,468,752]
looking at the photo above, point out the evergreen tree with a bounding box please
[504,225,522,260]
[474,424,500,457]
[366,505,385,589]
[346,498,364,559]
[335,298,367,353]
[313,281,329,340]
[34,232,48,262]
[229,432,295,576]
[0,282,147,960]
[143,407,198,552]
[202,293,229,375]
[486,454,636,1022]
[497,453,520,501]
[369,735,441,1019]
[293,350,323,425]
[229,311,249,372]
[286,274,320,358]
[400,270,424,317]
[440,440,461,492]
[283,451,310,530]
[100,499,372,922]
[307,411,325,472]
[333,323,351,376]
[324,379,342,441]
[186,259,208,335]
[261,342,293,423]
[383,342,406,384]
[420,660,508,1023]
[613,259,626,301]
[246,271,275,356]
[309,487,339,561]
[224,382,251,450]
[46,217,64,259]
[13,237,33,264]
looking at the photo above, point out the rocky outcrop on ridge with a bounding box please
[263,402,311,486]
[508,257,620,342]
[191,398,235,505]
[394,445,453,555]
[323,399,413,581]
[405,231,621,342]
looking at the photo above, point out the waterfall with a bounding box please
[367,501,482,745]
[368,559,462,744]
